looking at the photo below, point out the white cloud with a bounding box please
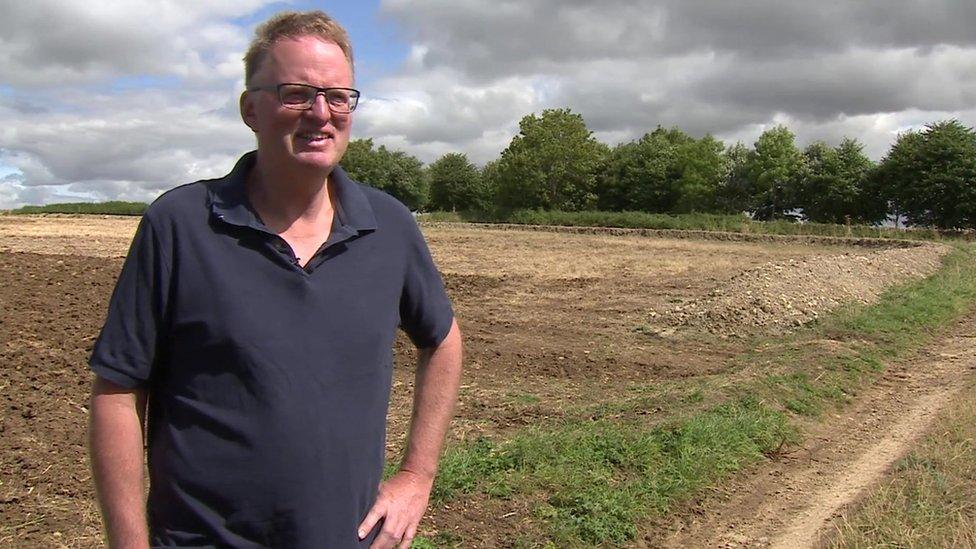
[0,87,254,208]
[0,0,271,208]
[354,69,544,163]
[0,0,272,86]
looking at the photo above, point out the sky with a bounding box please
[1,0,974,208]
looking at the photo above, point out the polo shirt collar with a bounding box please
[330,161,378,233]
[208,151,378,235]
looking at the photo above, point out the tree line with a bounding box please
[340,109,976,229]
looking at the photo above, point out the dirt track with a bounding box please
[654,315,976,548]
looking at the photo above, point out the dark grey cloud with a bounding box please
[383,0,976,77]
[0,3,156,74]
[693,47,976,121]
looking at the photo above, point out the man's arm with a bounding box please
[359,319,463,549]
[89,376,150,549]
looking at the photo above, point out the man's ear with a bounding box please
[240,91,257,132]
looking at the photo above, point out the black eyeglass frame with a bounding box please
[248,83,361,113]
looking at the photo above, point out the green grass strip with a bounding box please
[8,201,148,215]
[828,245,976,347]
[434,397,795,545]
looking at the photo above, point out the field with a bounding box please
[0,214,971,547]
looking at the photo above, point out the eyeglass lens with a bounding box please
[279,84,358,112]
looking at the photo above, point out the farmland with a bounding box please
[1,214,972,547]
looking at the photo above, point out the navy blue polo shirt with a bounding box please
[89,151,454,548]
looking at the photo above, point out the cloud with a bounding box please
[694,46,976,120]
[383,0,976,75]
[0,0,271,208]
[3,1,976,208]
[0,0,272,86]
[355,69,542,157]
[0,87,254,208]
[350,0,976,164]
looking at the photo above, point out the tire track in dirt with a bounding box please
[653,314,976,549]
[769,386,959,549]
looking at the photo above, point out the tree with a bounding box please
[341,139,428,210]
[875,120,976,229]
[494,108,608,211]
[341,139,384,185]
[795,138,882,224]
[598,131,680,212]
[744,126,805,220]
[427,153,488,211]
[597,127,726,214]
[718,142,752,214]
[836,138,886,223]
[480,159,501,210]
[870,130,924,227]
[672,134,727,213]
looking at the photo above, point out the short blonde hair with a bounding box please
[244,10,354,86]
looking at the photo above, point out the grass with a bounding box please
[827,379,976,548]
[433,397,795,545]
[423,244,976,546]
[7,201,148,215]
[419,209,968,242]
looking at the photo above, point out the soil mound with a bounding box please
[663,244,950,337]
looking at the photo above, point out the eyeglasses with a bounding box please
[248,83,361,113]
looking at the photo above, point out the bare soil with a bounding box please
[0,215,957,547]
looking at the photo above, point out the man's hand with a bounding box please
[358,469,434,548]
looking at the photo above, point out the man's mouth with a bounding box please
[297,132,331,143]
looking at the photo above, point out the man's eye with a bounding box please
[281,88,312,104]
[326,92,350,106]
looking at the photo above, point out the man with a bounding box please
[88,10,462,549]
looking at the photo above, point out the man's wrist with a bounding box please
[397,464,436,486]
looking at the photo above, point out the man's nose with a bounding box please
[307,93,332,121]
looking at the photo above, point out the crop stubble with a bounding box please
[0,215,946,547]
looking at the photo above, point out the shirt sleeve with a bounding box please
[398,219,454,349]
[89,214,172,388]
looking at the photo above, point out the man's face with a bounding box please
[241,35,354,176]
